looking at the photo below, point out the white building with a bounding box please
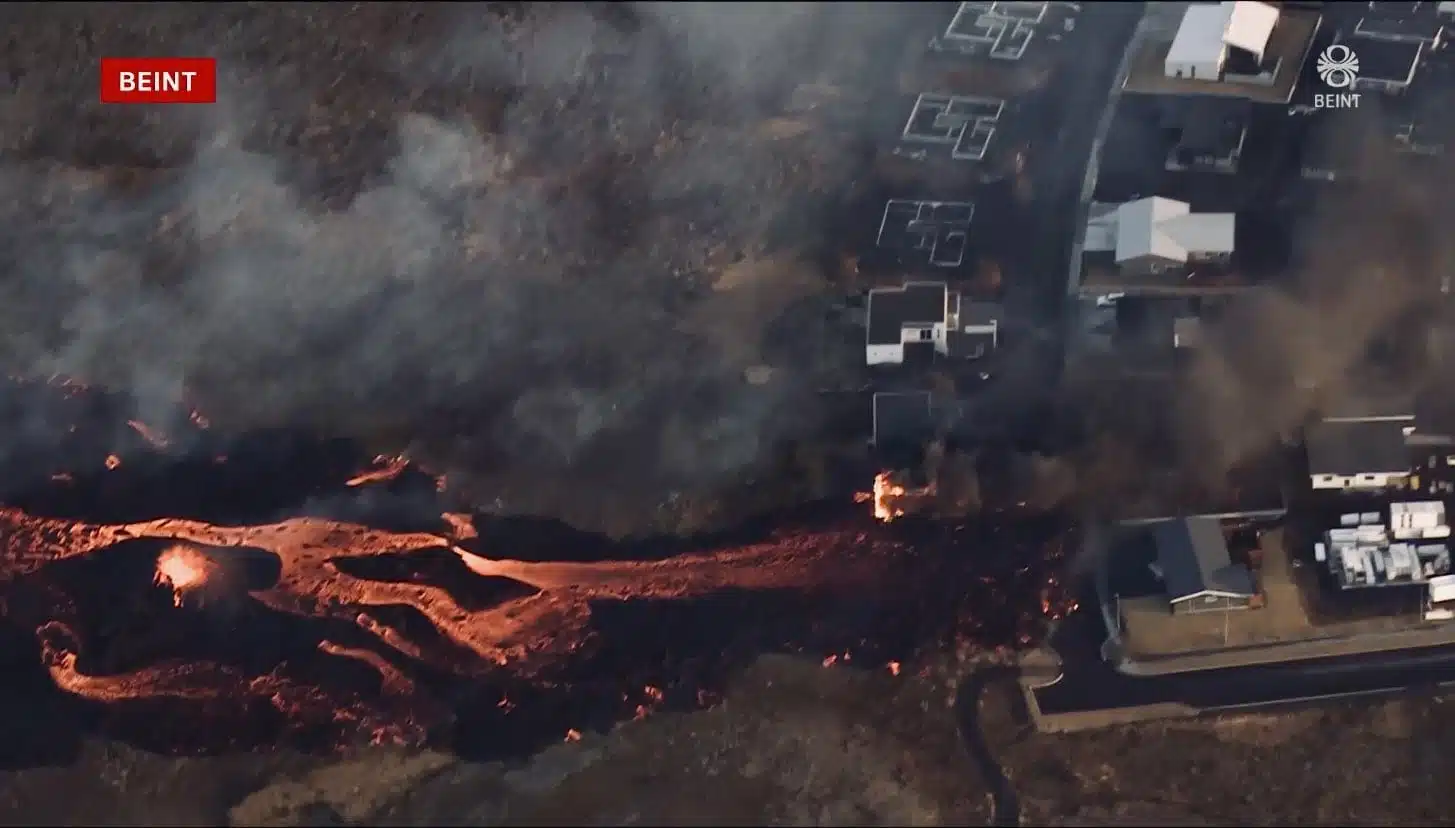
[1441,2,1455,18]
[1165,1,1281,80]
[1305,416,1415,491]
[1109,196,1236,276]
[865,282,1001,366]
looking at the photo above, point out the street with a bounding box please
[1036,606,1455,715]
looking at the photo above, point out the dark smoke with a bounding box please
[0,3,904,531]
[1173,106,1453,484]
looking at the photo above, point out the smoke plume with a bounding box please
[0,3,904,531]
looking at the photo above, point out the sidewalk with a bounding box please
[1118,624,1455,676]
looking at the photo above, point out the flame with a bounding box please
[127,420,171,450]
[153,545,217,607]
[105,454,122,470]
[346,454,410,487]
[855,472,909,522]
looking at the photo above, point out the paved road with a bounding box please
[1037,608,1455,714]
[1009,1,1144,320]
[963,3,1145,444]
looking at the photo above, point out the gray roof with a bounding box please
[867,283,947,345]
[1305,419,1411,476]
[1153,517,1256,602]
[947,329,995,358]
[960,300,1002,327]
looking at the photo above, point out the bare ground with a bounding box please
[5,654,1455,826]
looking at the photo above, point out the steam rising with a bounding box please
[0,3,889,524]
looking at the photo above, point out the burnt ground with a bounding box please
[5,654,1455,826]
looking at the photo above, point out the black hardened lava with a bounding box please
[0,379,1070,769]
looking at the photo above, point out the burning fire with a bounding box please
[855,472,906,522]
[153,545,217,606]
[853,471,936,523]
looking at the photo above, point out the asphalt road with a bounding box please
[1036,608,1455,714]
[1008,1,1144,320]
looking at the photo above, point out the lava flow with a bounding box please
[0,376,1076,758]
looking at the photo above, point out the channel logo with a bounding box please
[99,57,217,104]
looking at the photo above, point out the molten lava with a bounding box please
[0,505,900,721]
[154,545,217,606]
[128,420,171,450]
[346,454,411,487]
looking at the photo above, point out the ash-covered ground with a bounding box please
[8,655,1455,826]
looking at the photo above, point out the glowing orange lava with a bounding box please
[127,420,171,450]
[154,545,217,606]
[346,454,410,487]
[0,505,900,709]
[105,454,122,470]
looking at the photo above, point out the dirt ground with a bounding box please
[5,653,1455,826]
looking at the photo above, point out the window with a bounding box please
[918,328,934,342]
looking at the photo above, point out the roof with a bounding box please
[1354,4,1445,42]
[947,329,996,359]
[1176,99,1251,154]
[1306,419,1412,476]
[1224,1,1280,58]
[867,282,947,345]
[1115,197,1236,263]
[1168,3,1237,68]
[959,300,1001,327]
[1153,516,1256,601]
[871,391,935,448]
[1353,37,1424,85]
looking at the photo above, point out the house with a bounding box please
[1110,197,1236,277]
[1151,517,1257,614]
[870,391,936,449]
[1442,1,1455,18]
[1352,2,1445,45]
[1305,417,1415,491]
[1162,97,1252,173]
[865,281,1001,366]
[1348,37,1425,94]
[1165,1,1281,81]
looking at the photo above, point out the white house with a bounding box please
[1110,196,1236,276]
[865,282,1000,366]
[1165,1,1281,80]
[1306,416,1415,491]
